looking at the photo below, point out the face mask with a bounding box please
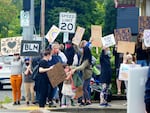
[79,48,83,53]
[14,56,20,61]
[106,50,111,57]
[65,44,71,49]
[25,63,29,66]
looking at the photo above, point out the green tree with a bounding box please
[0,0,21,38]
[103,0,117,36]
[34,0,106,42]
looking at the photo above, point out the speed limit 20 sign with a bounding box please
[59,12,77,33]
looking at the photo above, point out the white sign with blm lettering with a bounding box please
[20,40,41,56]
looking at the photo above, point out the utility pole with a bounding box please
[40,0,45,50]
[22,0,34,41]
[40,0,45,37]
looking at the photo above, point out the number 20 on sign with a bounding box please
[59,12,76,33]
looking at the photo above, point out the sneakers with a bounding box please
[99,103,111,107]
[86,102,91,105]
[79,102,85,106]
[17,101,20,105]
[13,101,21,105]
[21,96,25,101]
[13,102,17,105]
[61,105,67,108]
[71,99,75,106]
[32,102,36,104]
[48,101,56,107]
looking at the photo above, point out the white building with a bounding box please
[136,0,150,16]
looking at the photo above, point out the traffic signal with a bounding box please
[23,0,31,11]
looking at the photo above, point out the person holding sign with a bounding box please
[47,42,63,107]
[38,49,53,108]
[135,33,148,66]
[99,47,112,107]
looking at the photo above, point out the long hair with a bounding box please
[81,46,92,64]
[136,33,143,49]
[64,45,75,65]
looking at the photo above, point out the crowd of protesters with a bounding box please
[7,34,150,112]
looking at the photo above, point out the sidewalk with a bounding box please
[2,100,127,112]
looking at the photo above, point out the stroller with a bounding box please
[90,64,112,102]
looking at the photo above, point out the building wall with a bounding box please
[146,0,150,16]
[137,0,150,16]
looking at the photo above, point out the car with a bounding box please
[0,55,13,89]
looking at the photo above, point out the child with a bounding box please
[61,65,75,107]
[123,52,135,106]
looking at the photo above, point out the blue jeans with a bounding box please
[48,83,57,101]
[137,60,147,67]
[82,78,91,101]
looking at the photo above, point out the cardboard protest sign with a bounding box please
[114,28,131,43]
[101,34,116,47]
[74,86,83,99]
[91,25,102,47]
[72,26,85,46]
[47,63,66,88]
[143,29,150,47]
[20,40,41,56]
[117,41,135,54]
[119,63,141,81]
[1,36,22,55]
[45,25,60,43]
[139,16,150,33]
